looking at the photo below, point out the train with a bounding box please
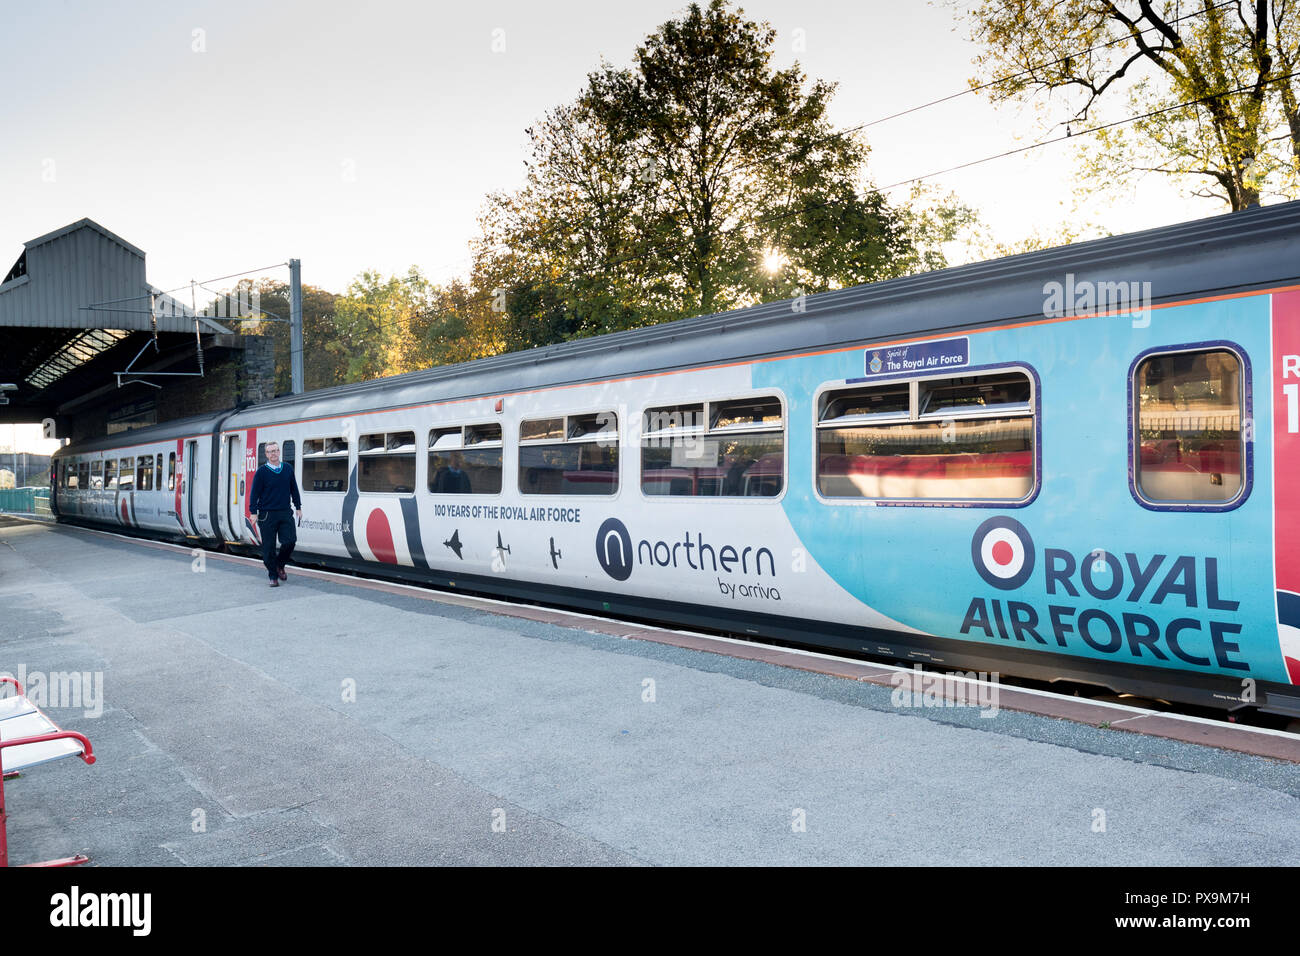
[50,201,1300,720]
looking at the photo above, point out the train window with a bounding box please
[1133,348,1244,505]
[303,436,349,493]
[359,431,416,494]
[118,458,134,490]
[105,458,118,489]
[465,424,501,446]
[168,453,176,491]
[90,460,103,489]
[568,413,616,442]
[66,462,78,489]
[520,418,564,442]
[821,384,910,424]
[305,437,348,456]
[711,397,783,430]
[642,396,784,497]
[429,427,461,450]
[359,432,414,454]
[78,461,89,490]
[818,371,1035,502]
[644,403,704,436]
[918,373,1031,417]
[519,412,618,496]
[428,424,503,495]
[156,454,162,485]
[136,456,154,492]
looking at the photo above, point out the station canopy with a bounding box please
[0,219,231,424]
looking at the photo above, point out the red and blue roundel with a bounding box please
[971,516,1035,590]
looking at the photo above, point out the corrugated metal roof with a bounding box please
[22,218,147,259]
[0,218,206,333]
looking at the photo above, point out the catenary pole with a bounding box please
[289,259,304,395]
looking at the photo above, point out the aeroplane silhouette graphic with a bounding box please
[443,529,464,559]
[549,536,562,569]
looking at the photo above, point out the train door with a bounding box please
[225,433,243,542]
[185,440,199,535]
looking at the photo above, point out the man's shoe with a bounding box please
[278,567,287,581]
[269,579,280,588]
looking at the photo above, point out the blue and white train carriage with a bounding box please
[52,201,1300,719]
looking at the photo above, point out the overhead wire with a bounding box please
[153,262,290,299]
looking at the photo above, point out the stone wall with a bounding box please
[68,331,277,443]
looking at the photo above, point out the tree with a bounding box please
[961,1,1300,210]
[204,279,342,394]
[329,269,438,379]
[480,0,966,345]
[474,96,661,348]
[328,269,508,379]
[420,278,508,366]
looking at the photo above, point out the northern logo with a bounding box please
[596,517,634,581]
[971,516,1035,590]
[594,518,778,602]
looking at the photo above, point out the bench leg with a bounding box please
[0,765,89,868]
[1,767,8,868]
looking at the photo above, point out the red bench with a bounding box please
[0,674,96,867]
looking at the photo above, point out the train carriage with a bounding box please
[51,201,1300,719]
[50,412,221,538]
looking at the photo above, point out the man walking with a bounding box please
[249,440,302,587]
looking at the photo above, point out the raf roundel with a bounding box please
[971,516,1036,591]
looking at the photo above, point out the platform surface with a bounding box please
[0,516,1296,866]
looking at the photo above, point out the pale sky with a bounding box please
[2,0,1217,452]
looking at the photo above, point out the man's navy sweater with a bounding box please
[249,464,302,513]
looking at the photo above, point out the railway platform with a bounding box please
[0,515,1296,866]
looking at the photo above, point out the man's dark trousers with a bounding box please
[259,509,297,580]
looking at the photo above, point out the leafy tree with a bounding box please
[331,268,439,378]
[326,269,508,378]
[960,1,1300,209]
[420,278,509,365]
[480,0,967,347]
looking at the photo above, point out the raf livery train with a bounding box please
[50,202,1300,720]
